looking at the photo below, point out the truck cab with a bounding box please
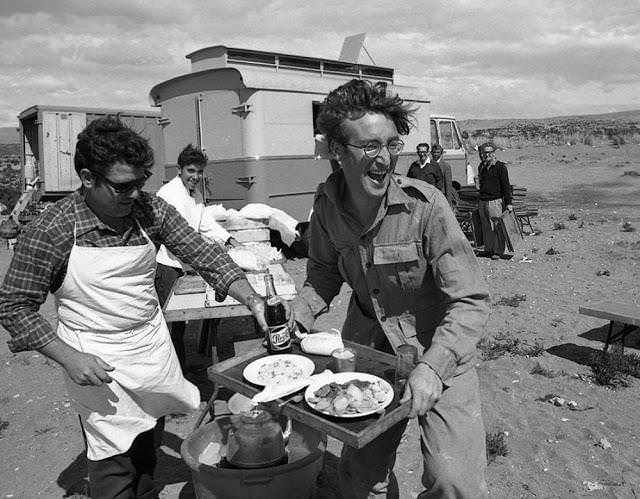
[430,115,472,186]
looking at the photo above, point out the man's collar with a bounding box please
[386,175,414,207]
[73,190,128,237]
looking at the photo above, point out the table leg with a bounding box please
[603,321,614,352]
[193,383,220,432]
[198,318,221,357]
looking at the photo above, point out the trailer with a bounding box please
[18,105,166,207]
[148,45,438,221]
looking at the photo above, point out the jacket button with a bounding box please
[397,178,402,184]
[373,288,380,294]
[365,262,372,268]
[380,316,387,322]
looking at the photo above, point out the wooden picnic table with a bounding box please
[207,339,411,449]
[579,300,640,353]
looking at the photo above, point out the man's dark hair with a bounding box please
[417,142,429,151]
[431,144,443,153]
[177,144,208,168]
[74,115,154,176]
[316,79,416,144]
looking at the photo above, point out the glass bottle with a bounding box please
[264,272,292,354]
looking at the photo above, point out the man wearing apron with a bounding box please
[0,116,267,498]
[291,80,490,498]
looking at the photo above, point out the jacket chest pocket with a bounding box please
[373,242,424,290]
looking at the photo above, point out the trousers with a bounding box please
[86,418,164,499]
[338,368,488,498]
[478,198,506,256]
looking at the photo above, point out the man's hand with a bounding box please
[506,204,513,212]
[399,362,444,418]
[61,350,115,386]
[39,338,114,387]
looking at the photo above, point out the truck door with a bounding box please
[430,117,469,185]
[42,112,85,193]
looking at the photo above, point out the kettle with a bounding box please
[226,408,289,468]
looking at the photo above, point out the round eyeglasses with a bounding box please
[344,139,405,158]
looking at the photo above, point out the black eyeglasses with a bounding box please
[344,139,405,158]
[93,170,152,194]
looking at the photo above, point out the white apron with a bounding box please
[54,221,200,461]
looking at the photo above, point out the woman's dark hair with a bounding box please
[177,144,208,168]
[74,115,154,176]
[316,79,416,144]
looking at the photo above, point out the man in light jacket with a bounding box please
[155,144,239,367]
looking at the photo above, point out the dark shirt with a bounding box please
[407,160,443,190]
[0,190,245,352]
[478,160,512,205]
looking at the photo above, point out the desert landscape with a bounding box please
[1,114,639,498]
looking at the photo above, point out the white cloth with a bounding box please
[156,176,211,269]
[54,221,200,460]
[199,206,233,246]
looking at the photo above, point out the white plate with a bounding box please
[243,354,315,386]
[304,372,394,419]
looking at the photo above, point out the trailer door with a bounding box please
[42,111,86,193]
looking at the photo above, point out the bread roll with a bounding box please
[300,332,344,356]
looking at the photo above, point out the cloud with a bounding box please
[0,0,638,126]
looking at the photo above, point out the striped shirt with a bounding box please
[0,190,245,352]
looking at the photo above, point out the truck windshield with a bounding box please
[439,121,462,150]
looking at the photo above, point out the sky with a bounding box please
[1,0,639,127]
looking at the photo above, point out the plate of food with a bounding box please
[304,372,394,418]
[243,354,315,386]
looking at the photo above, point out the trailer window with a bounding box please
[439,121,462,150]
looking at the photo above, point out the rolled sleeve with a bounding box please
[0,228,61,353]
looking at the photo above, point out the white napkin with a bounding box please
[251,369,334,404]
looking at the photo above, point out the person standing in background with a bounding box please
[430,144,457,210]
[155,144,240,368]
[476,142,512,260]
[407,142,443,190]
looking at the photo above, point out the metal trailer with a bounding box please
[148,46,434,221]
[18,105,166,204]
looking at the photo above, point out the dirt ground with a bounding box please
[1,143,639,498]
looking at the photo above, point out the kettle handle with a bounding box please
[282,416,292,443]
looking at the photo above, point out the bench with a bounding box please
[514,207,539,233]
[579,300,640,353]
[511,186,539,233]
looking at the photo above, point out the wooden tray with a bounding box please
[208,340,411,449]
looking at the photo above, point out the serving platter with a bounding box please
[304,372,394,419]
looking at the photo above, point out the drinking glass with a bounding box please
[331,347,357,373]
